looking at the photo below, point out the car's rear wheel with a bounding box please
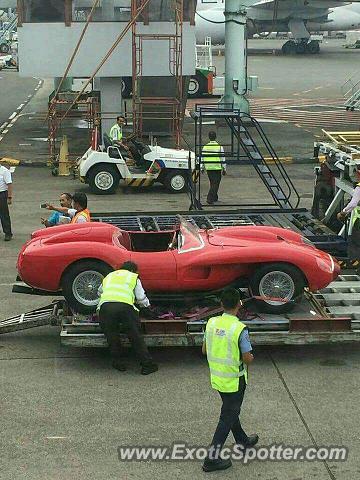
[163,170,188,193]
[62,260,113,314]
[249,263,305,313]
[0,43,10,54]
[88,164,120,195]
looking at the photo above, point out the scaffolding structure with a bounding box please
[48,93,100,168]
[131,0,184,147]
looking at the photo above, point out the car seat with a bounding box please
[117,230,132,250]
[103,133,121,159]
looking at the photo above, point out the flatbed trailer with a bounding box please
[5,275,360,347]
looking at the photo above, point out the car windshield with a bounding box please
[177,216,205,254]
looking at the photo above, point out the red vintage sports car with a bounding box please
[17,217,339,314]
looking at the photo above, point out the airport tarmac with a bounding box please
[1,38,360,480]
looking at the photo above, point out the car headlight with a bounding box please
[316,255,334,274]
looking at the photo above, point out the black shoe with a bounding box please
[112,360,127,371]
[202,458,232,472]
[4,234,12,241]
[238,434,259,449]
[141,363,158,375]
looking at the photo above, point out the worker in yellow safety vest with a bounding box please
[202,288,258,472]
[337,165,360,259]
[202,130,226,205]
[97,261,158,375]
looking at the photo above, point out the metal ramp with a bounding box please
[0,303,60,335]
[191,104,300,210]
[314,274,360,328]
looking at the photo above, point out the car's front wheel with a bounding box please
[249,263,305,313]
[62,260,113,314]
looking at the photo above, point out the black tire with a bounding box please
[0,43,10,54]
[306,41,320,54]
[121,77,132,98]
[163,170,188,193]
[88,164,120,195]
[62,260,112,314]
[249,263,305,314]
[282,41,296,55]
[296,43,306,54]
[188,74,207,98]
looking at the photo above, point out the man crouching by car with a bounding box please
[97,261,159,375]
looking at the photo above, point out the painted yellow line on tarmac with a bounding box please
[264,156,293,164]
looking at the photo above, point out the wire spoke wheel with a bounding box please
[258,270,295,306]
[72,270,104,306]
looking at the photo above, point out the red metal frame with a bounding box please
[131,0,184,148]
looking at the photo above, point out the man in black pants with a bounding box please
[202,131,226,205]
[97,261,158,375]
[202,288,258,472]
[0,162,13,241]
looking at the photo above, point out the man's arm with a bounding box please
[338,186,360,219]
[46,204,70,214]
[239,329,254,365]
[220,146,226,173]
[41,218,52,227]
[135,279,150,308]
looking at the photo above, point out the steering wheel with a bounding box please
[125,132,137,142]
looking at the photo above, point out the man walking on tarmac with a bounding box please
[202,131,226,205]
[202,288,258,472]
[97,261,158,375]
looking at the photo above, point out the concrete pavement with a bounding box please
[0,164,359,480]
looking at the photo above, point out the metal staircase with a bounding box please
[191,104,300,210]
[0,15,17,53]
[341,72,360,111]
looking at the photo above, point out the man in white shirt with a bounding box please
[0,163,13,241]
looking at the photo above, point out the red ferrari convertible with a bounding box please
[17,217,339,314]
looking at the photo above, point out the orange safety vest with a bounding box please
[71,208,91,224]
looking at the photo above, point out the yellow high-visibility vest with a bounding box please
[202,141,222,171]
[205,313,247,393]
[109,124,123,142]
[98,270,138,309]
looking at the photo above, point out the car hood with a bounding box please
[207,226,305,247]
